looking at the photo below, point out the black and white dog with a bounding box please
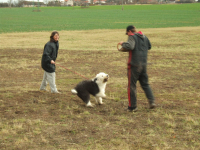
[71,72,109,107]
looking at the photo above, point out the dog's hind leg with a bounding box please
[86,101,95,107]
[78,93,95,107]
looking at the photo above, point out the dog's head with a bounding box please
[93,72,109,84]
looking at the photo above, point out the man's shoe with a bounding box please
[149,103,156,109]
[125,107,137,112]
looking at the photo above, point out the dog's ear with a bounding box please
[94,78,97,82]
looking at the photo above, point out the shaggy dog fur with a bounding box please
[71,72,109,107]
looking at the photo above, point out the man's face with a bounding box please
[53,33,59,42]
[126,30,132,36]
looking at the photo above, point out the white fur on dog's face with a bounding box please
[95,72,109,84]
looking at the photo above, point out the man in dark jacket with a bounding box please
[118,25,155,111]
[40,31,60,93]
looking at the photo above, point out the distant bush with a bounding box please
[0,3,9,7]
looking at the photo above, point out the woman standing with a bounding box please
[40,31,60,93]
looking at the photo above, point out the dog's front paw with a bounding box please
[96,97,104,105]
[100,94,106,98]
[96,93,106,98]
[98,102,104,105]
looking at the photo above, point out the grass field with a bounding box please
[1,3,200,33]
[0,3,200,150]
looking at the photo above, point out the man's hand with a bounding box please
[51,60,55,64]
[118,41,124,45]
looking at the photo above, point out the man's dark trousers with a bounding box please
[128,64,155,109]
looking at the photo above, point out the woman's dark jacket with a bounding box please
[41,41,59,73]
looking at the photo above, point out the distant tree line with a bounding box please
[0,0,198,7]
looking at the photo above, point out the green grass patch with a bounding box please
[1,3,200,33]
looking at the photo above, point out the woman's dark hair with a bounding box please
[50,31,59,42]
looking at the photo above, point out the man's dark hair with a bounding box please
[126,25,136,34]
[50,31,59,42]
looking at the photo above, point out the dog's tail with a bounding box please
[71,89,78,94]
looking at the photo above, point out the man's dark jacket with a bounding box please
[121,32,151,67]
[41,41,59,73]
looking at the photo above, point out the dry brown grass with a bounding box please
[1,26,200,51]
[0,27,200,150]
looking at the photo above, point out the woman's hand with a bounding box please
[51,60,55,64]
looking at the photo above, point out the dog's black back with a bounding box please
[74,80,99,104]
